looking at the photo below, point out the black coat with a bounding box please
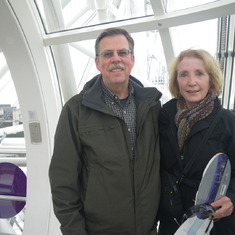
[158,98,235,235]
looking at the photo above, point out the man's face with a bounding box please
[95,34,135,90]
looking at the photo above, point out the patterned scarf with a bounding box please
[175,94,216,151]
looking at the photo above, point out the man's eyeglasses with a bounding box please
[97,49,133,59]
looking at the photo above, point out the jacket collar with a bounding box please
[81,74,162,112]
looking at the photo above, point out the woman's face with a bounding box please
[177,56,210,109]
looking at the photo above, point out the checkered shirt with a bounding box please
[102,82,137,158]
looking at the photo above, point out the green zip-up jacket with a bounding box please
[49,75,162,235]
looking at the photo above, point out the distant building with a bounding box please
[0,104,22,128]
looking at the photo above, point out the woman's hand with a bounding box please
[210,196,234,219]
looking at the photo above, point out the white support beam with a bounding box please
[159,28,175,65]
[150,0,165,15]
[43,0,235,46]
[41,0,78,101]
[149,0,175,66]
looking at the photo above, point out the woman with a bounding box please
[158,49,235,235]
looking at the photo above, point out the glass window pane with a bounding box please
[68,39,98,91]
[163,0,218,12]
[34,0,154,33]
[0,51,25,235]
[170,19,218,56]
[52,30,166,103]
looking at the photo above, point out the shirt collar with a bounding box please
[101,81,134,102]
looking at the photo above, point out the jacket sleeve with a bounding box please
[224,111,235,208]
[49,103,88,235]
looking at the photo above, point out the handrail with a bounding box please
[0,157,26,166]
[0,195,26,201]
[0,146,26,154]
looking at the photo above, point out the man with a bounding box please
[49,27,162,235]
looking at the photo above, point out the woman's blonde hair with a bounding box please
[168,49,223,98]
